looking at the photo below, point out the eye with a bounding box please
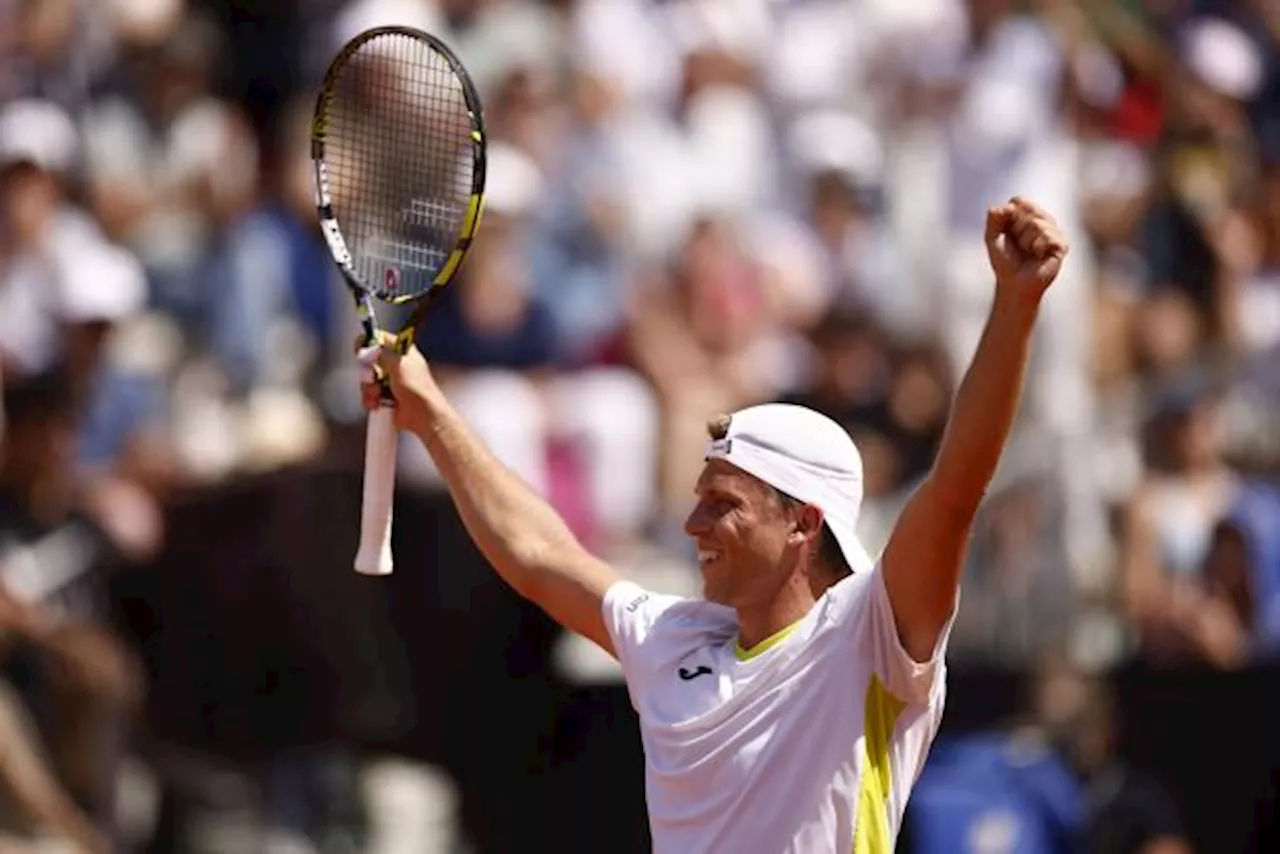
[708,492,739,512]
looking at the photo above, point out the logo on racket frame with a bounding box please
[384,266,401,294]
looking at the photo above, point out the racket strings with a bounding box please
[324,32,476,299]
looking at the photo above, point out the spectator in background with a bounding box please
[197,91,338,396]
[0,370,147,853]
[906,653,1194,854]
[1199,474,1280,667]
[405,142,660,558]
[627,214,774,539]
[783,309,894,428]
[1135,16,1264,354]
[784,110,921,340]
[0,665,106,853]
[1211,148,1280,362]
[775,309,900,550]
[0,95,168,560]
[523,62,636,367]
[875,339,954,488]
[901,0,1072,371]
[0,0,122,114]
[79,9,259,334]
[950,469,1077,667]
[0,98,101,383]
[1034,656,1194,854]
[1120,377,1240,665]
[780,308,953,558]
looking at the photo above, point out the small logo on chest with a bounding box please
[677,665,713,682]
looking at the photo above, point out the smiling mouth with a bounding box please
[697,549,722,566]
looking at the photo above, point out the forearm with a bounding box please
[410,395,582,597]
[930,296,1039,510]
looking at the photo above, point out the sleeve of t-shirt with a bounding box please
[601,580,687,702]
[826,562,958,706]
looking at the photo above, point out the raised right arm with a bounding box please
[366,342,621,656]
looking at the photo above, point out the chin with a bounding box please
[699,575,721,603]
[700,577,738,608]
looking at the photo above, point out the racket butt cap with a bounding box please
[354,541,394,576]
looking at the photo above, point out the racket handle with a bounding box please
[355,406,397,576]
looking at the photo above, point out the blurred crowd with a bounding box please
[3,0,1280,851]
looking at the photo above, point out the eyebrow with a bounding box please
[696,479,744,500]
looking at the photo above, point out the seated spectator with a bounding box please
[781,308,895,430]
[0,98,90,383]
[1120,375,1240,664]
[950,472,1077,667]
[784,110,922,340]
[908,655,1195,854]
[0,97,171,489]
[1199,476,1280,667]
[626,214,778,538]
[0,609,108,854]
[1033,656,1194,854]
[0,369,147,851]
[198,92,337,397]
[781,307,955,549]
[404,143,659,557]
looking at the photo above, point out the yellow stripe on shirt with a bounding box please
[853,674,906,853]
[734,620,802,661]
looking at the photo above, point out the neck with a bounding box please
[735,576,817,652]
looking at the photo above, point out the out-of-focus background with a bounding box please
[1,0,1278,852]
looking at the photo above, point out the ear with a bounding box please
[789,504,825,547]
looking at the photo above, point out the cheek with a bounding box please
[706,512,740,547]
[730,515,789,564]
[701,510,756,562]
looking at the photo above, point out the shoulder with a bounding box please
[602,580,736,669]
[604,579,733,634]
[816,564,954,706]
[814,566,880,625]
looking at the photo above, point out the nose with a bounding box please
[684,500,709,538]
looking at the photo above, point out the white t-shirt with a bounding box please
[601,564,951,853]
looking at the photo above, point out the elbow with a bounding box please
[504,534,578,601]
[502,539,548,600]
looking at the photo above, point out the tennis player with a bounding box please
[360,196,1068,852]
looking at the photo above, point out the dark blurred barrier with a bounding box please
[111,468,1278,854]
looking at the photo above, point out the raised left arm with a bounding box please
[881,197,1069,662]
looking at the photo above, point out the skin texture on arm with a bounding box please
[881,198,1070,662]
[363,345,622,656]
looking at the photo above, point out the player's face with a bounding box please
[684,461,794,607]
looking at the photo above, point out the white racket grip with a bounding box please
[355,406,397,575]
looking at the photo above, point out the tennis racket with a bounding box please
[312,26,486,575]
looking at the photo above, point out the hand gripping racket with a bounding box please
[312,27,486,575]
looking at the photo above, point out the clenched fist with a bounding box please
[356,332,440,437]
[985,197,1068,306]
